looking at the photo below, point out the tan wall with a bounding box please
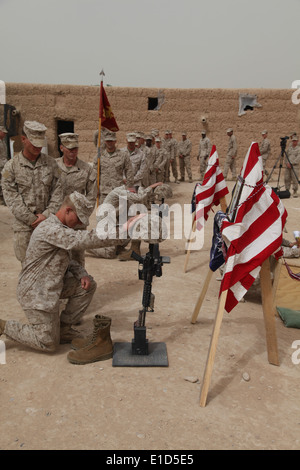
[5,83,300,174]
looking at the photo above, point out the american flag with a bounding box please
[219,142,288,313]
[191,145,229,229]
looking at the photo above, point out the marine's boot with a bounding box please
[0,319,6,335]
[60,322,83,344]
[118,240,141,261]
[70,314,110,350]
[67,316,113,365]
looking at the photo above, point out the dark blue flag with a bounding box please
[209,211,227,272]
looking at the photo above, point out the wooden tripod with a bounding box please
[191,258,279,407]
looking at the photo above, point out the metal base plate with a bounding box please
[112,342,168,367]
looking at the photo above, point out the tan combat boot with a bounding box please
[67,316,113,365]
[118,240,141,261]
[70,315,110,350]
[0,319,6,335]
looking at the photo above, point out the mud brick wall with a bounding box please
[5,83,300,175]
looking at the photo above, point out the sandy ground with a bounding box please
[0,173,300,451]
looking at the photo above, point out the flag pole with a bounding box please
[199,289,228,407]
[97,69,105,207]
[183,214,196,273]
[191,267,213,323]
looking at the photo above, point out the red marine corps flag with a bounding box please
[219,142,287,313]
[96,70,119,205]
[99,80,119,132]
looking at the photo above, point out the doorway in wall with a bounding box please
[56,120,74,157]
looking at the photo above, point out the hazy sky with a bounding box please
[1,0,299,89]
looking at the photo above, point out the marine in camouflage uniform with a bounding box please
[0,126,8,204]
[197,131,211,181]
[1,121,63,264]
[57,132,97,266]
[122,133,148,190]
[260,130,271,177]
[0,192,125,352]
[162,131,172,182]
[136,132,150,188]
[223,128,238,180]
[144,134,156,186]
[285,135,300,198]
[168,131,179,183]
[178,132,193,182]
[94,131,134,204]
[151,137,168,184]
[87,182,164,260]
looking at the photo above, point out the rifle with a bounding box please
[131,243,170,355]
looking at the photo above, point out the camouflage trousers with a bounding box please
[148,171,157,185]
[154,169,165,184]
[284,165,299,193]
[223,155,237,179]
[199,155,208,180]
[262,155,269,176]
[164,156,171,182]
[169,158,178,180]
[13,230,33,264]
[179,155,192,180]
[4,274,97,352]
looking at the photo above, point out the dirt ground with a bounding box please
[0,172,300,451]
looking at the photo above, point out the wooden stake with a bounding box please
[260,258,279,366]
[199,290,228,407]
[183,217,196,273]
[191,268,213,323]
[219,196,227,214]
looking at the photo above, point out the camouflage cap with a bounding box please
[59,132,79,149]
[126,132,136,142]
[23,121,47,147]
[69,191,94,227]
[155,137,161,142]
[262,130,268,135]
[104,131,117,141]
[154,183,173,200]
[292,135,298,141]
[0,126,8,133]
[226,128,233,133]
